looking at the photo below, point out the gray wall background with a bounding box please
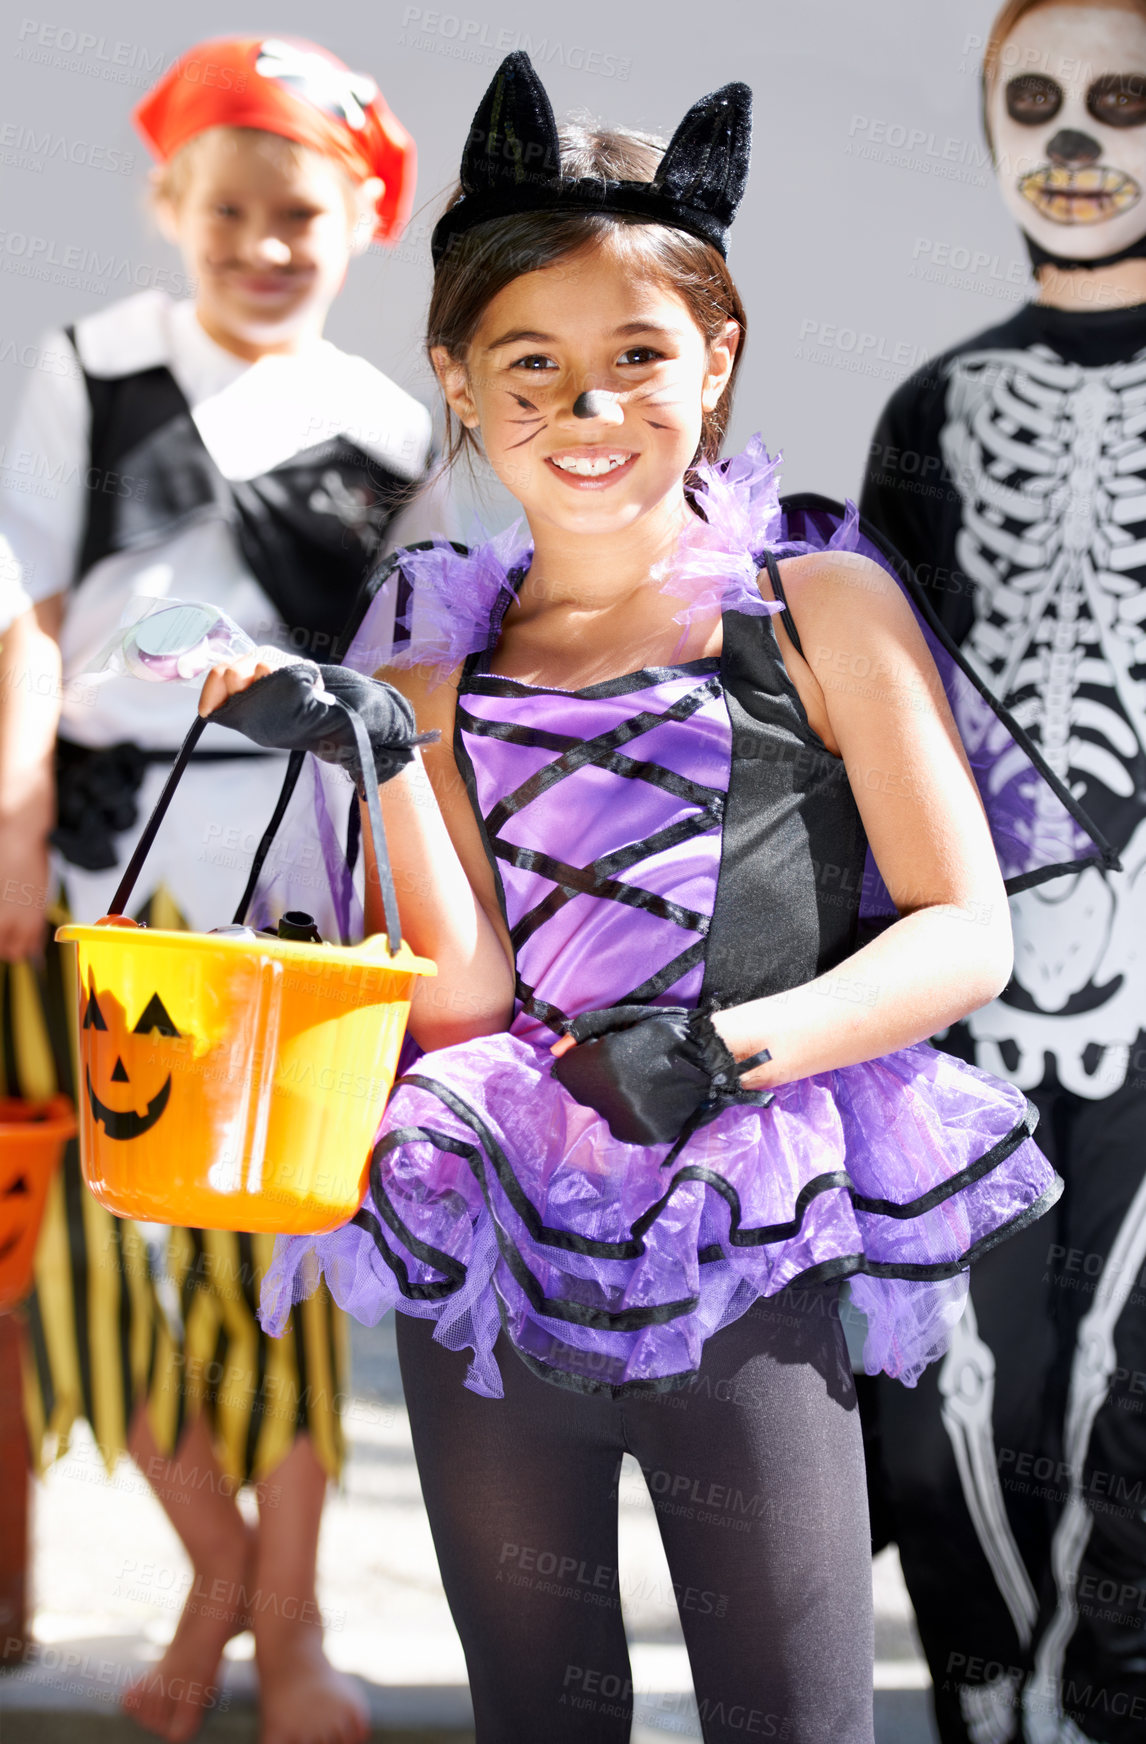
[0,0,1020,523]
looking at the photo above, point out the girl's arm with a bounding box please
[198,653,515,1053]
[712,551,1014,1088]
[365,663,515,1051]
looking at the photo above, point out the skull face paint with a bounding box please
[988,2,1146,259]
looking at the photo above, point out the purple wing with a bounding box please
[773,492,1117,920]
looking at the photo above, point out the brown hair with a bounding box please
[426,120,748,468]
[981,0,1146,144]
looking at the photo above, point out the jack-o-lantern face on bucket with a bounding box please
[58,920,432,1233]
[0,1096,75,1308]
[82,982,183,1141]
[0,1165,30,1263]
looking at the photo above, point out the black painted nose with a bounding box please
[111,1058,129,1083]
[573,390,617,420]
[1046,129,1102,167]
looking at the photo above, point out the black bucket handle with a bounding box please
[108,702,405,954]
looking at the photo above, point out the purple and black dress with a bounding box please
[257,441,1113,1398]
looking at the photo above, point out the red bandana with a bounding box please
[134,36,416,244]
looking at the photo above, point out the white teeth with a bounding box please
[551,453,629,477]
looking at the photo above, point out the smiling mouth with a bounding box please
[548,451,633,478]
[1019,165,1141,224]
[86,1068,172,1141]
[226,270,304,294]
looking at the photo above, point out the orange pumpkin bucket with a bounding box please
[55,922,432,1233]
[56,701,434,1235]
[0,1096,75,1312]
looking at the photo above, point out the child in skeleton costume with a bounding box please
[199,55,1114,1744]
[860,3,1146,1741]
[0,36,433,1744]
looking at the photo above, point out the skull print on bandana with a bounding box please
[253,39,380,133]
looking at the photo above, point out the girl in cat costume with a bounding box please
[203,52,1114,1744]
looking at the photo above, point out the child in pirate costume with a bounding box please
[860,4,1146,1741]
[0,35,433,1744]
[200,54,1114,1744]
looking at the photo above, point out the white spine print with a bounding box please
[940,347,1146,1097]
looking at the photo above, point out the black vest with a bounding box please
[68,331,424,652]
[53,337,428,872]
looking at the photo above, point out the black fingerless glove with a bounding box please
[209,661,435,787]
[552,1004,772,1148]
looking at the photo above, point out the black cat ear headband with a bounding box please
[430,51,752,266]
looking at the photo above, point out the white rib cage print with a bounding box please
[940,345,1146,1099]
[941,344,1146,804]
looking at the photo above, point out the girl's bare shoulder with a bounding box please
[761,550,924,659]
[761,548,901,608]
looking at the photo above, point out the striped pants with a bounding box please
[6,893,345,1485]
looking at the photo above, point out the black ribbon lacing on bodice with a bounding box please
[459,667,726,1035]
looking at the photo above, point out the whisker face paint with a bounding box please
[505,386,547,447]
[633,383,686,433]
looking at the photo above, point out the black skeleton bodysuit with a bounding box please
[862,299,1146,1744]
[867,299,1146,1096]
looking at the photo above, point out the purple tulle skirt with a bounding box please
[260,1032,1060,1397]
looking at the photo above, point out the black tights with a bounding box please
[396,1282,874,1743]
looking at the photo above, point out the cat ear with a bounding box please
[654,83,753,229]
[459,52,562,193]
[435,57,751,267]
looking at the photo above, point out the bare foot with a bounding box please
[256,1622,369,1744]
[122,1521,257,1742]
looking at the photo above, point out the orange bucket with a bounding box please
[54,689,436,1236]
[0,1096,75,1312]
[56,921,434,1234]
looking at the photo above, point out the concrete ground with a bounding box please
[2,1314,939,1743]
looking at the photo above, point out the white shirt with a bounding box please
[0,290,448,927]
